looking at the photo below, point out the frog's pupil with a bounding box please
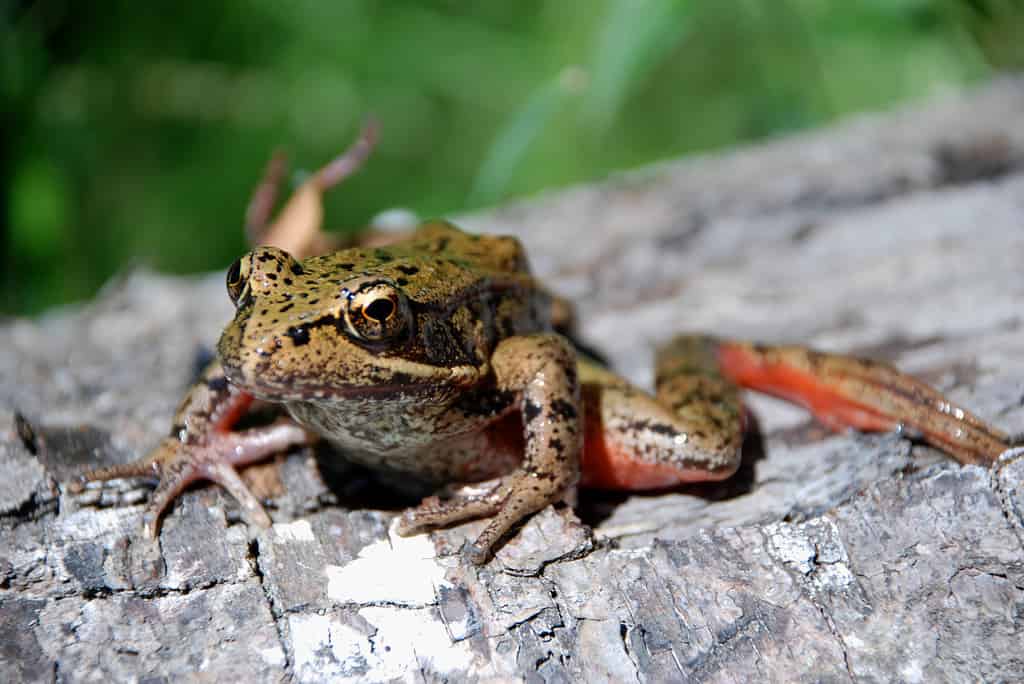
[364,298,395,322]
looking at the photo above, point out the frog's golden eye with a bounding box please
[226,256,250,306]
[345,283,410,342]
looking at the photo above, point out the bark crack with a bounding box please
[760,523,858,683]
[248,537,293,677]
[991,448,1024,552]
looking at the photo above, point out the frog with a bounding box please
[71,123,1012,564]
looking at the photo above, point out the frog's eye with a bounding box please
[345,283,410,342]
[226,256,251,306]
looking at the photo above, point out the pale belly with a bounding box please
[283,393,522,483]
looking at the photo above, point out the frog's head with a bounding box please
[216,246,482,402]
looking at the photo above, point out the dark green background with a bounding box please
[4,0,1022,315]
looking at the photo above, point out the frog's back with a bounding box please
[302,221,532,301]
[391,221,548,344]
[404,220,532,279]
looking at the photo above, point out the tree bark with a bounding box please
[3,78,1024,682]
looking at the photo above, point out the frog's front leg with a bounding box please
[397,334,582,564]
[69,362,311,536]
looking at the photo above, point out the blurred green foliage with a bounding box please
[3,0,1021,315]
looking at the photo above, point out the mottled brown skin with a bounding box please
[72,129,1011,564]
[218,224,594,562]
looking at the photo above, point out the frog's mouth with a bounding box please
[219,355,483,403]
[231,377,451,402]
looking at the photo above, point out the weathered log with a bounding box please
[3,78,1024,682]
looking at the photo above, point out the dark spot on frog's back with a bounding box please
[397,265,419,276]
[286,326,310,346]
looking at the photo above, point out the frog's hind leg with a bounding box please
[578,337,746,490]
[713,337,1009,465]
[246,118,380,259]
[579,334,1010,490]
[245,148,289,246]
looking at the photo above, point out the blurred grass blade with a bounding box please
[468,69,584,207]
[583,0,694,136]
[948,0,1024,69]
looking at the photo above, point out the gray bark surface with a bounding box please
[3,78,1024,682]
